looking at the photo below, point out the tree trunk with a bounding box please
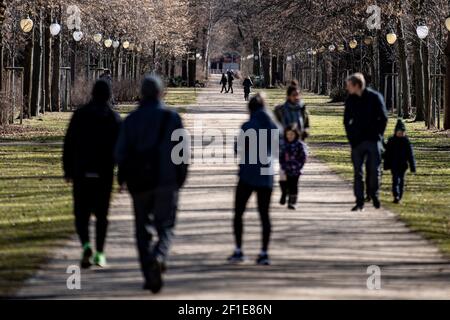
[414,39,426,122]
[43,9,52,112]
[397,17,411,118]
[0,0,6,92]
[51,8,61,112]
[444,32,450,130]
[30,9,43,117]
[423,39,431,126]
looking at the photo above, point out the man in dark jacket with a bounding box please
[384,119,416,204]
[344,73,388,211]
[115,75,188,294]
[220,73,228,93]
[227,70,234,94]
[229,93,279,266]
[242,76,253,101]
[63,79,121,269]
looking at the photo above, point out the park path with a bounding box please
[16,75,450,299]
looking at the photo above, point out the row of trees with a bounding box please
[203,0,450,129]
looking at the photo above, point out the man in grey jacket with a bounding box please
[115,75,188,294]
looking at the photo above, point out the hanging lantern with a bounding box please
[364,36,373,45]
[104,38,113,48]
[122,41,130,49]
[386,32,397,45]
[337,44,345,52]
[445,17,450,32]
[349,39,358,49]
[50,23,61,36]
[416,25,429,39]
[73,30,83,42]
[112,40,120,49]
[312,49,317,55]
[20,17,34,33]
[93,33,102,43]
[136,45,143,52]
[307,48,313,55]
[328,44,336,52]
[129,43,135,51]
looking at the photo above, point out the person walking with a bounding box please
[63,79,121,269]
[279,125,308,210]
[115,75,188,294]
[274,80,310,209]
[344,73,388,211]
[383,119,416,204]
[242,76,253,101]
[227,71,234,94]
[220,73,228,93]
[229,93,279,266]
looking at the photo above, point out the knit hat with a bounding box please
[395,119,406,132]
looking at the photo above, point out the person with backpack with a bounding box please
[229,93,279,266]
[279,125,308,210]
[63,79,121,269]
[383,119,416,204]
[220,73,228,93]
[115,75,188,294]
[242,76,253,101]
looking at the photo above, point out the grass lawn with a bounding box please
[0,87,197,296]
[264,88,450,256]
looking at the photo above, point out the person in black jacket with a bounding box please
[227,70,234,94]
[384,119,416,204]
[115,75,188,294]
[344,73,388,211]
[242,76,253,101]
[220,73,228,93]
[63,79,121,269]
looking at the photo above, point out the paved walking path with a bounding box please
[17,75,450,299]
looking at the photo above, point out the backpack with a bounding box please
[123,111,170,193]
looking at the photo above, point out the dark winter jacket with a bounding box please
[236,108,279,188]
[274,101,310,139]
[227,74,234,85]
[63,102,121,181]
[384,135,416,173]
[115,100,188,192]
[280,140,308,177]
[220,75,227,85]
[344,88,388,148]
[243,78,253,93]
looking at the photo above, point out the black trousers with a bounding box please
[234,180,273,252]
[392,170,406,199]
[132,188,178,282]
[221,84,227,93]
[73,177,113,252]
[227,84,234,93]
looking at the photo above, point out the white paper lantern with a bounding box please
[104,38,113,48]
[349,39,358,49]
[386,32,397,45]
[113,40,120,49]
[445,17,450,32]
[73,30,83,42]
[93,33,102,43]
[20,17,34,33]
[50,23,61,36]
[122,41,130,49]
[416,25,429,39]
[328,44,336,52]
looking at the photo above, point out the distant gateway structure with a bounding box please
[210,51,241,74]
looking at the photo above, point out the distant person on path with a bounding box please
[63,79,121,269]
[279,125,308,210]
[227,70,234,94]
[220,73,228,93]
[344,73,388,212]
[383,119,416,204]
[242,76,253,101]
[115,75,188,294]
[100,69,114,105]
[274,81,310,209]
[229,93,278,266]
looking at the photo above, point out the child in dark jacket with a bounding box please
[279,125,308,210]
[384,119,416,204]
